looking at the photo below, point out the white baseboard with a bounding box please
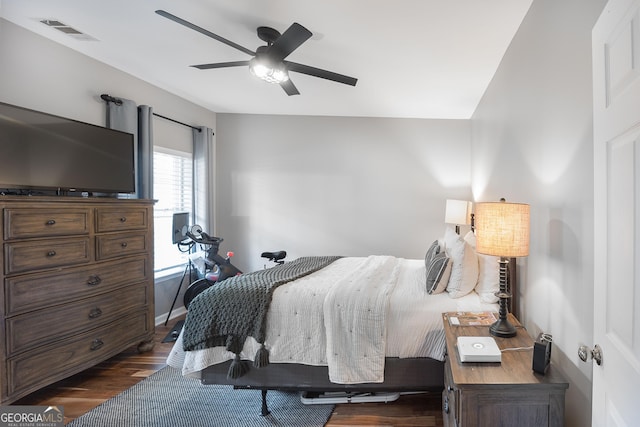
[155,306,187,327]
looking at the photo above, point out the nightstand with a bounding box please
[442,312,568,427]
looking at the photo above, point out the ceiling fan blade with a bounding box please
[285,61,358,86]
[155,10,255,56]
[280,79,300,96]
[191,61,250,70]
[268,23,312,62]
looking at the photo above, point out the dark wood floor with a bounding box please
[15,317,444,426]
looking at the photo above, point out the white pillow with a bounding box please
[443,227,479,298]
[463,231,500,303]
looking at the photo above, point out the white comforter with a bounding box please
[167,256,497,383]
[324,255,401,383]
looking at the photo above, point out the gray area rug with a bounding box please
[67,366,334,427]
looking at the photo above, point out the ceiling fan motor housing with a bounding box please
[257,26,281,45]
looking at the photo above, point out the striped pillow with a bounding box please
[425,240,451,294]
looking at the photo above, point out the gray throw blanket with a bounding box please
[182,256,341,378]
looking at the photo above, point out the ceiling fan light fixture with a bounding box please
[249,57,289,84]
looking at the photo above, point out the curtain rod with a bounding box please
[100,94,203,133]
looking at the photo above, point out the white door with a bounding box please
[592,0,640,425]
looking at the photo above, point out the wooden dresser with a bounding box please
[442,312,568,427]
[0,196,155,405]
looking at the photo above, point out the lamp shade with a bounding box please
[445,199,472,225]
[475,201,530,257]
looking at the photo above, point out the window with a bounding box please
[153,148,193,275]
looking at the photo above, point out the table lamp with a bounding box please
[474,199,530,338]
[445,199,473,234]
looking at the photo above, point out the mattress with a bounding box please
[167,256,497,380]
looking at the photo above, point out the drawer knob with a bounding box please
[121,242,128,248]
[46,219,56,225]
[90,339,104,351]
[87,275,102,286]
[89,308,103,319]
[47,250,57,257]
[120,217,127,222]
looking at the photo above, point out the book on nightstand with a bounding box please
[448,311,498,327]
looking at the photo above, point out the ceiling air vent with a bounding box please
[39,19,98,41]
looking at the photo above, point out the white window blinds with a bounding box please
[153,149,193,273]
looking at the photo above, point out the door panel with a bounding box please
[592,0,640,424]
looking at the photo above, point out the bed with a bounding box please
[167,228,512,414]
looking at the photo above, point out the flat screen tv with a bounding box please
[0,101,135,195]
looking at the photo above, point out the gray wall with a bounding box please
[215,113,472,272]
[0,19,216,322]
[470,0,607,426]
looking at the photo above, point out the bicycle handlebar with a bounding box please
[185,231,223,246]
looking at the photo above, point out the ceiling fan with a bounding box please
[155,10,358,96]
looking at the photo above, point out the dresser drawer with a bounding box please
[6,311,150,398]
[4,237,91,274]
[6,284,148,355]
[95,232,148,260]
[3,208,90,240]
[95,207,149,232]
[5,257,149,315]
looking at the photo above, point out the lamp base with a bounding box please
[489,257,517,338]
[489,317,517,338]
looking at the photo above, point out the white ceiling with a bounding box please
[0,0,533,119]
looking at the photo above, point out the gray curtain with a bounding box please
[137,106,154,200]
[105,97,153,199]
[193,126,215,233]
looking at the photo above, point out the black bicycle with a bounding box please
[181,228,288,308]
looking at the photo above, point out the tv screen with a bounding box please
[172,212,190,244]
[0,101,135,195]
